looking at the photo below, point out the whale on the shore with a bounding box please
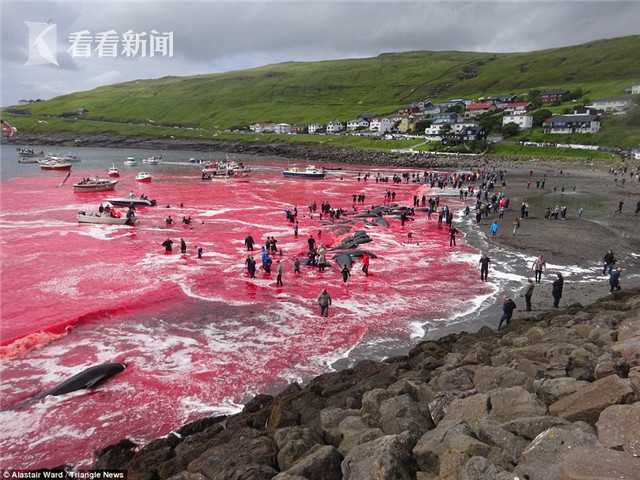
[45,362,126,396]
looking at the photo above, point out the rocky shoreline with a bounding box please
[86,289,640,480]
[4,132,577,169]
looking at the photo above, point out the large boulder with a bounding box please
[489,386,546,422]
[319,407,360,445]
[514,424,600,480]
[337,415,383,455]
[341,433,416,480]
[612,336,640,368]
[378,394,434,435]
[458,456,504,480]
[440,393,489,425]
[549,374,634,423]
[432,366,475,392]
[473,366,530,393]
[94,439,137,470]
[360,389,392,426]
[500,416,569,440]
[596,403,640,455]
[534,377,589,405]
[273,426,322,471]
[559,447,640,480]
[283,445,343,480]
[471,417,529,463]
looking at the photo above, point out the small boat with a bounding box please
[107,164,120,177]
[123,157,137,166]
[142,155,162,165]
[201,160,250,179]
[39,160,72,170]
[104,195,156,207]
[46,154,80,163]
[282,165,325,179]
[73,177,118,192]
[17,147,44,158]
[135,172,152,183]
[77,205,135,225]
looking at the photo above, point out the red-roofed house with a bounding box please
[465,102,496,118]
[503,102,530,114]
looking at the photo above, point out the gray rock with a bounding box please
[559,446,640,480]
[319,407,360,445]
[567,347,596,381]
[273,427,322,471]
[472,417,529,462]
[514,424,600,480]
[427,391,457,426]
[549,374,634,423]
[500,416,569,440]
[284,445,343,480]
[379,394,434,435]
[342,433,416,480]
[489,386,546,422]
[386,379,434,403]
[360,389,391,426]
[596,403,640,456]
[440,393,489,425]
[473,366,530,393]
[458,456,503,480]
[534,377,589,405]
[433,367,475,392]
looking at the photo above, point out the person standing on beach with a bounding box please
[523,279,535,311]
[294,257,301,274]
[490,221,499,236]
[609,267,621,292]
[276,260,284,286]
[317,289,332,317]
[603,250,616,275]
[341,264,351,284]
[449,226,457,247]
[479,254,490,281]
[552,273,564,308]
[617,200,624,214]
[532,255,546,283]
[512,217,520,236]
[498,297,517,330]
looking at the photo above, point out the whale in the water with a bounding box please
[45,362,126,396]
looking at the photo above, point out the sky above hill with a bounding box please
[1,0,639,106]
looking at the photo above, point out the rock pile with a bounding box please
[93,289,640,480]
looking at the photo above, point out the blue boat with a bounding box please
[282,165,325,179]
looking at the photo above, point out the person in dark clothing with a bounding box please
[317,289,332,317]
[246,256,256,278]
[308,236,316,253]
[244,235,254,251]
[479,254,490,281]
[162,238,173,253]
[294,257,301,274]
[197,246,203,259]
[449,227,457,247]
[341,265,351,284]
[498,297,517,329]
[276,261,284,286]
[609,267,621,292]
[180,238,187,254]
[523,279,535,311]
[552,273,564,308]
[294,222,299,237]
[603,250,616,275]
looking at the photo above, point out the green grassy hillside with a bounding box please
[9,35,640,130]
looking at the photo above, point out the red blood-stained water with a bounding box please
[0,161,488,469]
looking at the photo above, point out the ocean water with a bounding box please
[0,145,489,468]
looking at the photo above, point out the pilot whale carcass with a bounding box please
[45,362,126,397]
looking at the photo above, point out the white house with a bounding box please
[347,118,370,130]
[631,85,640,95]
[369,117,394,134]
[273,123,292,134]
[503,114,533,130]
[307,123,324,134]
[632,149,640,160]
[543,114,600,134]
[587,98,633,113]
[425,121,480,140]
[326,120,344,134]
[250,123,275,133]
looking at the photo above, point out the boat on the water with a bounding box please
[73,177,118,192]
[17,147,44,158]
[46,154,80,163]
[123,157,137,166]
[282,165,325,179]
[142,155,162,165]
[39,160,72,170]
[107,164,120,177]
[135,172,152,182]
[77,203,136,225]
[201,160,251,179]
[104,194,156,207]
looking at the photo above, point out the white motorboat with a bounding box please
[107,164,120,177]
[104,195,156,207]
[77,209,135,225]
[201,160,250,178]
[123,157,137,166]
[73,177,118,192]
[135,172,152,183]
[142,155,162,165]
[282,165,325,179]
[17,147,44,158]
[46,154,80,163]
[39,160,72,170]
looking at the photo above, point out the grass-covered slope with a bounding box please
[10,35,640,129]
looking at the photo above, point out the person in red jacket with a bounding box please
[361,253,370,276]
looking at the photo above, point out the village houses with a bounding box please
[503,113,533,129]
[307,123,324,134]
[543,114,601,134]
[347,118,370,130]
[587,97,634,114]
[369,117,395,134]
[326,120,344,134]
[630,84,640,95]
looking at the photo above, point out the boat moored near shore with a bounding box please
[136,172,152,182]
[39,160,73,170]
[105,194,156,207]
[73,177,118,192]
[282,165,325,179]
